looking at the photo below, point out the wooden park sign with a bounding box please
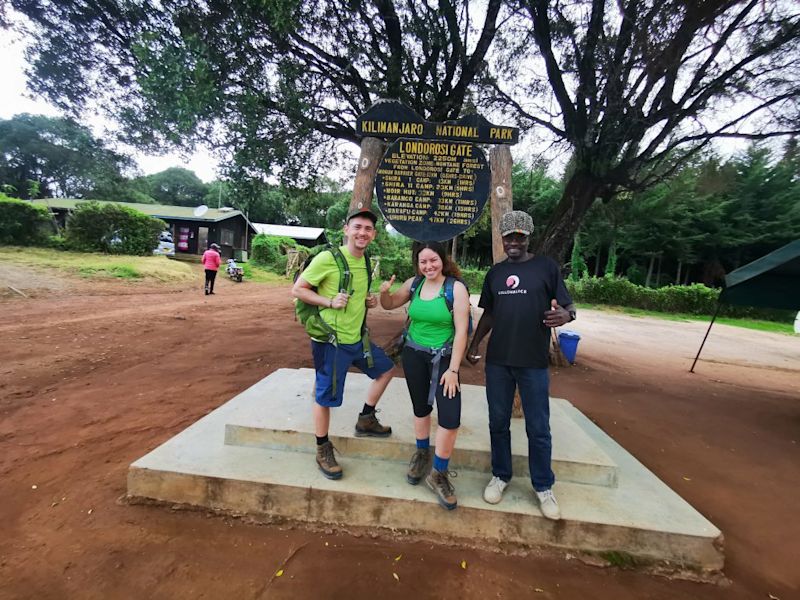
[357,100,518,242]
[357,100,519,145]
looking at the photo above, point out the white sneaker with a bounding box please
[535,488,561,520]
[483,476,509,504]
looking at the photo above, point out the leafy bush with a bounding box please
[251,234,298,270]
[378,253,414,282]
[43,235,69,250]
[0,197,53,245]
[460,267,487,291]
[566,276,793,322]
[64,201,165,255]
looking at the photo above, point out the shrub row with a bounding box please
[64,201,166,255]
[0,197,52,245]
[566,276,793,322]
[250,234,300,273]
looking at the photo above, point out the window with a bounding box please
[220,228,234,246]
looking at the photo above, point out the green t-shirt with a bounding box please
[407,280,455,348]
[300,246,369,344]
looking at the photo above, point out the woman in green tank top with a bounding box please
[379,241,470,510]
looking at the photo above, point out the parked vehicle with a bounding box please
[226,258,244,282]
[153,231,175,256]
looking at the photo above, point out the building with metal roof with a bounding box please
[252,223,327,246]
[33,199,257,259]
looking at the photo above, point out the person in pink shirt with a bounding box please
[202,243,221,295]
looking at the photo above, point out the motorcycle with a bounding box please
[226,259,244,282]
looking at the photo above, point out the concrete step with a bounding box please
[127,368,723,572]
[224,368,618,488]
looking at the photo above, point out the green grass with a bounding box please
[0,246,195,281]
[241,262,290,285]
[578,303,796,335]
[78,264,141,279]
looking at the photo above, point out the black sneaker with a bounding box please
[406,447,432,485]
[425,469,458,510]
[354,411,392,437]
[316,440,342,480]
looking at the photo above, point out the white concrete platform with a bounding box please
[127,368,724,572]
[224,368,618,488]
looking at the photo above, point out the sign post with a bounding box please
[356,100,518,243]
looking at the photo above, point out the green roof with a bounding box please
[32,198,250,224]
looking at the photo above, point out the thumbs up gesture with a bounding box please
[379,274,396,294]
[543,298,570,328]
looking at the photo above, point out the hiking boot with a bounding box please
[483,476,509,505]
[425,469,457,510]
[316,440,342,480]
[535,488,561,520]
[406,447,432,485]
[354,411,392,438]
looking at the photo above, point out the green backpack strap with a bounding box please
[361,250,374,368]
[327,245,351,293]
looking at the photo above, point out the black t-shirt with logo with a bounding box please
[478,255,573,369]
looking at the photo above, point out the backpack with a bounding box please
[294,244,373,344]
[384,275,473,364]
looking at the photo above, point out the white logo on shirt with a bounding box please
[506,275,520,289]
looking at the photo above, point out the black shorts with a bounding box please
[401,345,461,430]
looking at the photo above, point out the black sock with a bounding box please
[360,403,375,416]
[316,435,329,446]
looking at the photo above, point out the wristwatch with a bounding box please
[568,310,577,322]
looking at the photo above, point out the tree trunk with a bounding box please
[349,137,385,213]
[489,145,513,263]
[656,255,662,288]
[533,172,602,264]
[489,146,522,418]
[676,261,682,285]
[451,235,458,263]
[645,255,655,287]
[594,253,601,277]
[684,266,691,286]
[460,236,468,263]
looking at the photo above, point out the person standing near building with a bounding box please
[466,211,576,520]
[379,241,470,510]
[202,243,221,295]
[292,208,395,480]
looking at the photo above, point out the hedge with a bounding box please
[251,234,301,274]
[0,197,52,245]
[566,276,793,322]
[459,267,486,292]
[378,253,415,282]
[65,201,166,255]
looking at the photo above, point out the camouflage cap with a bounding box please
[499,210,534,237]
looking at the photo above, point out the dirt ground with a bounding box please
[1,264,798,600]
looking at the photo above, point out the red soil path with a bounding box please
[1,269,798,599]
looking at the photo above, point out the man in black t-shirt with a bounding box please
[467,211,576,520]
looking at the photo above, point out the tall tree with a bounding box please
[10,0,512,182]
[0,114,135,199]
[495,0,800,260]
[139,167,209,206]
